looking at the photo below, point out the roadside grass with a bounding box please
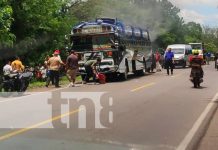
[29,75,82,89]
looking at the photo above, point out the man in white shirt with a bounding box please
[3,60,12,76]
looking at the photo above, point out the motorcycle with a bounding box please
[190,67,203,88]
[0,71,33,97]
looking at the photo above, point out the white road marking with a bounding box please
[176,92,218,150]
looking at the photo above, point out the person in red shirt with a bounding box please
[189,50,204,79]
[155,50,162,71]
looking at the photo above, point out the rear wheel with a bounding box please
[146,68,150,73]
[134,69,145,76]
[183,62,186,68]
[193,77,200,88]
[120,59,129,80]
[120,67,128,80]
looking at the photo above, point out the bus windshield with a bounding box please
[190,44,202,50]
[171,48,184,54]
[71,34,114,51]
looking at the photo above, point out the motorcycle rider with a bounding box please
[11,56,26,91]
[2,60,13,80]
[11,56,25,73]
[189,50,204,82]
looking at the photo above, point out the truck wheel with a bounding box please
[120,67,128,80]
[183,62,186,68]
[146,67,151,73]
[137,69,145,76]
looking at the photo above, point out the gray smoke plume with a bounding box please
[99,0,173,41]
[0,35,50,61]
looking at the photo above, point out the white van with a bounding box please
[166,44,192,68]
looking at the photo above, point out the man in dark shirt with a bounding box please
[165,48,174,75]
[66,50,79,87]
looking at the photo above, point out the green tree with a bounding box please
[183,22,202,43]
[0,0,15,47]
[205,42,217,53]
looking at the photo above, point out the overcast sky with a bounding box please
[169,0,218,27]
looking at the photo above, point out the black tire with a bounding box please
[193,77,200,88]
[146,67,151,73]
[151,66,154,72]
[120,67,128,80]
[183,62,186,68]
[120,59,129,80]
[135,69,145,76]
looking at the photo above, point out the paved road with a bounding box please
[0,64,218,150]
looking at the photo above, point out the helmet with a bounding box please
[192,50,199,55]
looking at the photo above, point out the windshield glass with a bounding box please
[83,52,102,61]
[191,44,202,49]
[171,48,184,54]
[82,51,114,61]
[71,34,114,51]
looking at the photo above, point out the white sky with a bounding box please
[169,0,218,26]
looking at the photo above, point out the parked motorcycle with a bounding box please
[0,71,33,97]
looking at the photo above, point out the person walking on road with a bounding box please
[165,48,174,75]
[45,50,64,88]
[66,50,79,87]
[205,52,211,65]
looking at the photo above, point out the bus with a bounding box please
[189,43,204,58]
[67,18,154,80]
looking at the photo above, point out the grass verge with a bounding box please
[29,75,82,89]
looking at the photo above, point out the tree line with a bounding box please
[0,0,218,67]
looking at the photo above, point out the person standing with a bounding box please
[205,52,211,65]
[44,55,53,84]
[46,50,64,88]
[66,50,79,87]
[11,56,24,72]
[155,50,162,72]
[164,48,174,75]
[3,60,12,76]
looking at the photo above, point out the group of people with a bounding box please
[44,49,102,88]
[155,48,204,79]
[3,56,25,76]
[3,48,205,89]
[154,48,174,75]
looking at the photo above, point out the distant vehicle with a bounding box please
[66,18,154,80]
[166,44,192,68]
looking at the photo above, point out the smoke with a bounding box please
[0,35,50,61]
[99,0,173,42]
